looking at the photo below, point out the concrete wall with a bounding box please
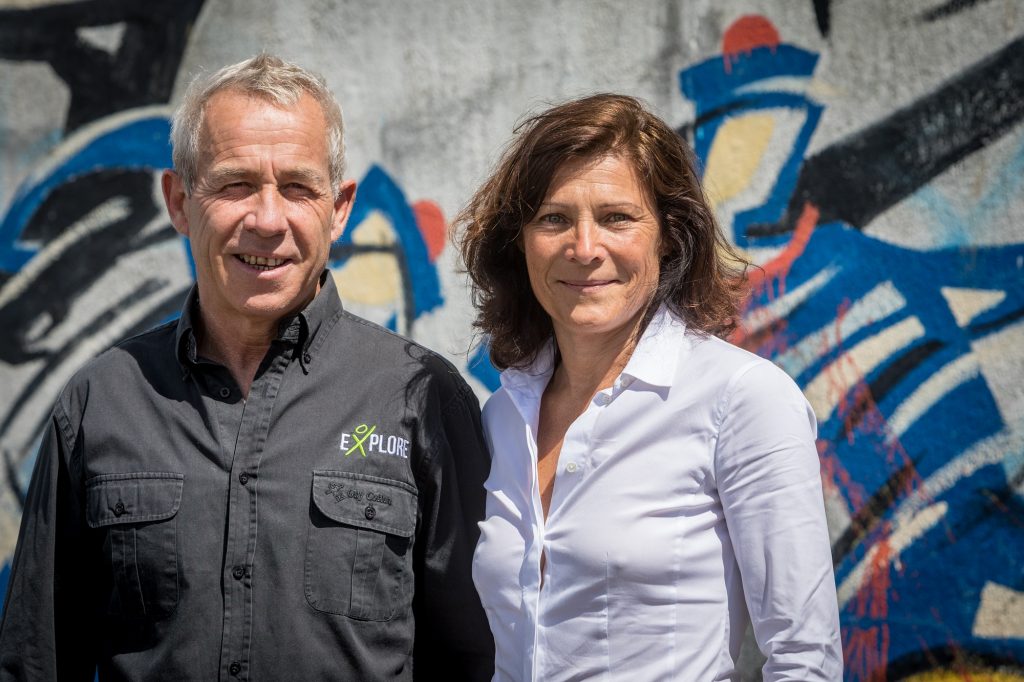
[1,1,1022,679]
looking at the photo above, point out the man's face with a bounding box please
[163,90,355,330]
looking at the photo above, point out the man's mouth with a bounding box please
[236,254,286,271]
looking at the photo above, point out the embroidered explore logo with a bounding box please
[340,423,411,459]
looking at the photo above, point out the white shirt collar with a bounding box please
[499,304,687,397]
[618,304,687,389]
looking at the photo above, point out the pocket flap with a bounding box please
[86,472,184,528]
[311,471,416,538]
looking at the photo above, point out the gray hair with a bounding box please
[170,54,346,196]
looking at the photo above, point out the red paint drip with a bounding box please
[411,200,446,262]
[722,15,780,74]
[845,526,893,681]
[747,201,818,296]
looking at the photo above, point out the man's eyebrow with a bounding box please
[203,166,328,188]
[280,167,328,186]
[204,166,253,186]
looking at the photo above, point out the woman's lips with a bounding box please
[559,279,616,291]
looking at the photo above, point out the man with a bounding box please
[0,55,494,680]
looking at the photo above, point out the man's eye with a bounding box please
[283,183,318,198]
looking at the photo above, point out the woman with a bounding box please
[458,94,842,681]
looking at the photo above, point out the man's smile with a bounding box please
[235,254,289,271]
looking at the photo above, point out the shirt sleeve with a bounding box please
[411,377,495,682]
[714,360,843,682]
[0,402,97,681]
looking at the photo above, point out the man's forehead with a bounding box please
[201,89,326,136]
[196,90,331,175]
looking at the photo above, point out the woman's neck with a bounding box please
[549,319,641,397]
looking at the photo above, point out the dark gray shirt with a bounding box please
[0,274,494,681]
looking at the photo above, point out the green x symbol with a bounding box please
[345,423,376,457]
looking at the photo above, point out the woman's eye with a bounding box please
[606,213,630,223]
[538,213,565,225]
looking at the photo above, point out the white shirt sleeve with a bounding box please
[714,360,844,681]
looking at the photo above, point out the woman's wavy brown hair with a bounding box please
[456,93,748,371]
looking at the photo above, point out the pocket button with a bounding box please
[364,505,376,520]
[113,501,126,516]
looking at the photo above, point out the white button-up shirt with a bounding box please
[472,308,842,681]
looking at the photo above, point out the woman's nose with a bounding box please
[567,221,601,264]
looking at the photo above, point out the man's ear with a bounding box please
[162,170,191,237]
[330,179,358,242]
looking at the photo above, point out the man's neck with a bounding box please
[196,312,279,398]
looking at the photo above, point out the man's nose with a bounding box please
[245,186,288,236]
[567,221,601,264]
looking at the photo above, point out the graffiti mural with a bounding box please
[682,13,1024,681]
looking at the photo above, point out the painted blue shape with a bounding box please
[680,45,822,247]
[0,116,172,272]
[681,45,819,110]
[331,164,443,320]
[468,342,501,393]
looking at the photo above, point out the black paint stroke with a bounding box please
[748,35,1024,237]
[0,171,175,366]
[0,0,205,131]
[919,0,994,23]
[832,460,919,566]
[887,645,1024,678]
[812,0,832,38]
[838,339,946,442]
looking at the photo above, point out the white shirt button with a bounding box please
[595,393,610,406]
[565,462,579,473]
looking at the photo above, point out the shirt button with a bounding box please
[364,505,376,520]
[232,565,245,580]
[238,473,249,485]
[565,462,579,473]
[113,501,126,516]
[303,352,312,364]
[219,387,231,398]
[596,393,610,406]
[229,661,242,676]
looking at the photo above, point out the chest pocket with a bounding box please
[305,471,416,621]
[85,472,184,619]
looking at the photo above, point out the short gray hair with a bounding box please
[170,54,346,196]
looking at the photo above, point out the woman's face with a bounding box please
[522,153,663,346]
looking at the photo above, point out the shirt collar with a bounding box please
[498,341,556,406]
[618,305,687,389]
[498,305,687,399]
[174,270,343,370]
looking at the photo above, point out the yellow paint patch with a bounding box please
[940,286,1006,327]
[703,114,775,207]
[973,582,1024,639]
[331,211,402,305]
[902,671,1024,681]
